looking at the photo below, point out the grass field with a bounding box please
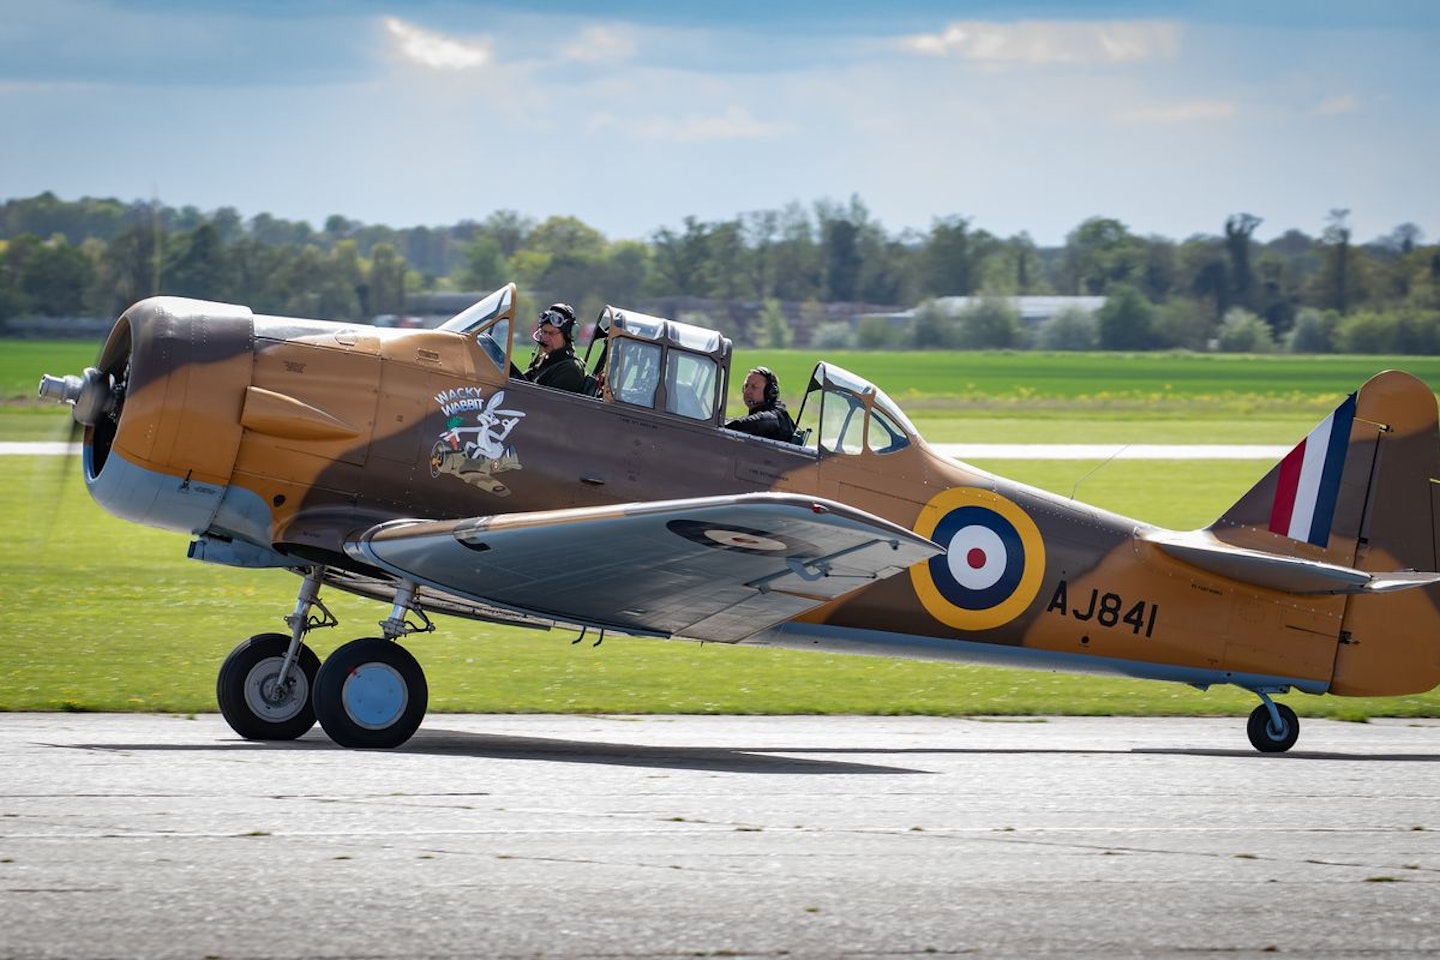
[15,339,1440,408]
[5,339,1439,722]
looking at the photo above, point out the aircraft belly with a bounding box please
[751,622,1329,695]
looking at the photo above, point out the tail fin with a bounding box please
[1266,392,1355,548]
[1210,372,1434,566]
[1210,370,1440,695]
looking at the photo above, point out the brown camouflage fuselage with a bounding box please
[75,292,1440,707]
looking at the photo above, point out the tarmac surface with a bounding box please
[2,712,1438,959]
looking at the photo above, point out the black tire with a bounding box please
[216,633,320,741]
[313,638,428,749]
[1247,702,1299,753]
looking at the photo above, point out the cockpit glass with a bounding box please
[614,312,665,340]
[439,286,513,335]
[476,317,510,370]
[819,389,866,454]
[822,365,873,397]
[870,385,918,438]
[664,351,718,420]
[867,408,910,454]
[610,339,662,408]
[804,362,919,452]
[669,324,723,353]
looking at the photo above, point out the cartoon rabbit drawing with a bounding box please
[430,390,526,494]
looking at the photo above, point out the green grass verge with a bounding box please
[2,341,106,402]
[730,349,1440,415]
[4,454,1436,720]
[12,337,1440,408]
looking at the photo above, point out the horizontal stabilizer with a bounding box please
[1142,530,1440,595]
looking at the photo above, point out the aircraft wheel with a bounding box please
[1247,702,1299,753]
[216,633,320,741]
[314,638,428,749]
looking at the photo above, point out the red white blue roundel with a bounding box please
[910,488,1046,631]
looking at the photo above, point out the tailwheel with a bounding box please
[313,638,428,749]
[216,633,321,741]
[1247,701,1300,753]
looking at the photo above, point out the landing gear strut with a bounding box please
[1246,689,1299,753]
[216,566,333,741]
[217,569,433,749]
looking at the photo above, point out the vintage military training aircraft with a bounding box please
[38,283,1440,752]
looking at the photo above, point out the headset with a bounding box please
[751,366,779,403]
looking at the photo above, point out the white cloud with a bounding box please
[588,105,792,143]
[1113,99,1236,124]
[562,25,637,64]
[383,16,490,71]
[900,19,1180,65]
[1313,93,1360,116]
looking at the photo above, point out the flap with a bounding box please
[345,493,941,642]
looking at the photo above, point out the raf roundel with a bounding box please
[910,488,1046,631]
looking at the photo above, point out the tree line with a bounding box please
[2,191,1437,353]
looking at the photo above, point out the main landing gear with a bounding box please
[215,567,432,750]
[1245,689,1300,753]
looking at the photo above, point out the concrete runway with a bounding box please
[2,713,1438,960]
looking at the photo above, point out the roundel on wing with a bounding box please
[667,519,819,557]
[909,488,1046,631]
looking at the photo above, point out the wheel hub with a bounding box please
[341,663,409,729]
[243,657,308,722]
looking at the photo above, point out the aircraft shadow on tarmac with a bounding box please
[64,727,1440,773]
[1131,747,1440,762]
[392,728,935,774]
[63,729,927,775]
[729,744,1440,763]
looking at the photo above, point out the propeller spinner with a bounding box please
[38,367,119,426]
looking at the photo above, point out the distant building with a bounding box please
[867,295,1107,331]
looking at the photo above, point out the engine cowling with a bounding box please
[73,296,256,536]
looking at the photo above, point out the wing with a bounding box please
[345,492,942,642]
[1142,530,1440,595]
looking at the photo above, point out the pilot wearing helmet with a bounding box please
[524,302,588,393]
[724,366,796,442]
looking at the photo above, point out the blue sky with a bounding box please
[2,0,1436,246]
